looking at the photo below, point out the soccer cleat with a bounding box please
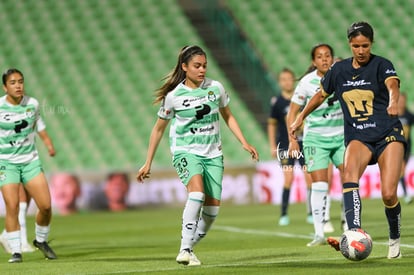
[8,253,22,263]
[33,240,57,260]
[327,236,340,251]
[0,234,12,254]
[388,238,402,259]
[404,196,412,204]
[188,251,201,266]
[324,220,335,233]
[176,248,191,265]
[21,243,36,253]
[307,236,326,247]
[278,215,290,226]
[306,215,314,224]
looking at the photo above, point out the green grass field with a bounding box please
[0,198,413,274]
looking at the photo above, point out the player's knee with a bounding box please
[382,192,398,206]
[38,204,52,216]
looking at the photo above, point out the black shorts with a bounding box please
[279,141,306,167]
[354,125,407,165]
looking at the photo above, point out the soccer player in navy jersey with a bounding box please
[268,68,312,226]
[290,22,405,259]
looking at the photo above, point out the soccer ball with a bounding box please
[339,228,373,261]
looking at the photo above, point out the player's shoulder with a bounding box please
[299,70,319,84]
[370,54,391,63]
[0,95,7,105]
[21,95,40,107]
[201,78,223,90]
[332,57,352,71]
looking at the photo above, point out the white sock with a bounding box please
[306,188,312,215]
[179,192,204,251]
[325,195,331,222]
[7,230,21,254]
[35,223,50,243]
[192,206,219,247]
[18,202,29,245]
[311,181,329,238]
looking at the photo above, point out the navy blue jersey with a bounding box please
[269,95,290,149]
[321,55,401,144]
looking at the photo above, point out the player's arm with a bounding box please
[37,130,56,157]
[220,105,259,161]
[290,89,328,140]
[137,118,170,182]
[385,77,400,117]
[286,102,302,153]
[267,118,278,158]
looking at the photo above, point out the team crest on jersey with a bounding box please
[207,91,216,102]
[25,108,35,119]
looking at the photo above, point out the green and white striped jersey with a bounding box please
[291,70,344,142]
[158,78,230,158]
[0,95,42,164]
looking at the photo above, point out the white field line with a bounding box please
[214,225,414,249]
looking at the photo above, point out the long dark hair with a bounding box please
[154,45,206,104]
[2,68,24,85]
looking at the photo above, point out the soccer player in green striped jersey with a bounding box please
[0,68,57,262]
[287,44,345,247]
[137,46,259,266]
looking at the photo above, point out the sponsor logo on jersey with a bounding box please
[182,96,205,107]
[190,125,214,134]
[353,122,377,130]
[343,79,371,87]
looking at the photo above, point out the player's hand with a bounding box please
[243,144,259,162]
[387,102,398,117]
[136,164,151,183]
[288,140,302,158]
[48,147,56,157]
[289,116,303,141]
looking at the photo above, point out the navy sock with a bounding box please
[343,182,361,229]
[385,202,401,239]
[281,188,290,216]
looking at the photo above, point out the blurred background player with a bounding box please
[137,45,258,266]
[397,92,413,204]
[268,68,312,226]
[287,44,345,246]
[0,116,55,254]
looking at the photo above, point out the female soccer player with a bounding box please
[0,119,55,253]
[287,44,344,246]
[0,68,57,262]
[136,45,259,266]
[290,22,405,259]
[268,68,312,226]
